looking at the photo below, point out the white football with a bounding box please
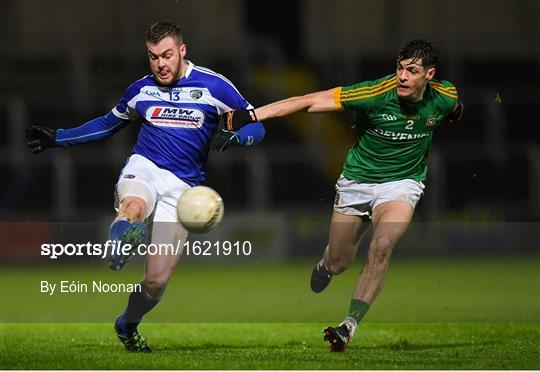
[177,186,224,234]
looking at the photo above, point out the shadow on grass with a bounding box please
[157,343,267,352]
[155,338,498,353]
[349,338,499,351]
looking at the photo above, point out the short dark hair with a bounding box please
[397,39,439,68]
[146,22,183,45]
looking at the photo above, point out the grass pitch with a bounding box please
[1,323,538,369]
[1,256,539,369]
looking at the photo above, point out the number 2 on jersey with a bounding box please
[405,120,414,130]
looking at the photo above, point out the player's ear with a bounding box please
[179,43,187,58]
[426,67,436,80]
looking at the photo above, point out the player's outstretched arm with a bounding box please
[255,88,339,120]
[25,112,130,154]
[210,88,337,152]
[216,88,339,132]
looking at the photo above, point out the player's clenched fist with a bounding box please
[25,125,57,153]
[448,101,464,123]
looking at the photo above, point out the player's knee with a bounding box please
[144,274,169,295]
[327,255,352,275]
[121,199,146,221]
[369,236,393,265]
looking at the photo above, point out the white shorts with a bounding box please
[116,154,191,223]
[333,175,425,218]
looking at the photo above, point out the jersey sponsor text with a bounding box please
[369,128,431,141]
[147,106,205,129]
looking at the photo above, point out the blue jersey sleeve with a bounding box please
[55,77,149,147]
[205,73,266,147]
[112,77,147,121]
[207,75,253,113]
[55,112,130,147]
[235,122,265,146]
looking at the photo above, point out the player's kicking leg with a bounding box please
[324,201,414,352]
[311,211,369,292]
[108,157,158,270]
[108,196,149,270]
[114,221,187,352]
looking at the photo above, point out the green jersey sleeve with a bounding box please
[336,74,397,114]
[428,79,459,118]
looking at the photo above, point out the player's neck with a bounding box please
[404,84,427,103]
[178,59,189,79]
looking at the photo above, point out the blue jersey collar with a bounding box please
[184,60,194,79]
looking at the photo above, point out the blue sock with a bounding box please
[115,313,139,337]
[117,283,160,337]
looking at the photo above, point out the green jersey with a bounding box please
[335,74,458,183]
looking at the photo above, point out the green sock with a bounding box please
[348,299,370,323]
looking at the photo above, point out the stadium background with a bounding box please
[0,0,538,321]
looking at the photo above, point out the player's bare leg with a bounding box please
[325,201,414,352]
[118,196,147,222]
[354,201,414,303]
[108,196,149,270]
[326,212,371,274]
[143,222,187,298]
[311,211,369,293]
[115,222,187,352]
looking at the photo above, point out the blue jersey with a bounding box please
[112,62,252,184]
[56,61,262,186]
